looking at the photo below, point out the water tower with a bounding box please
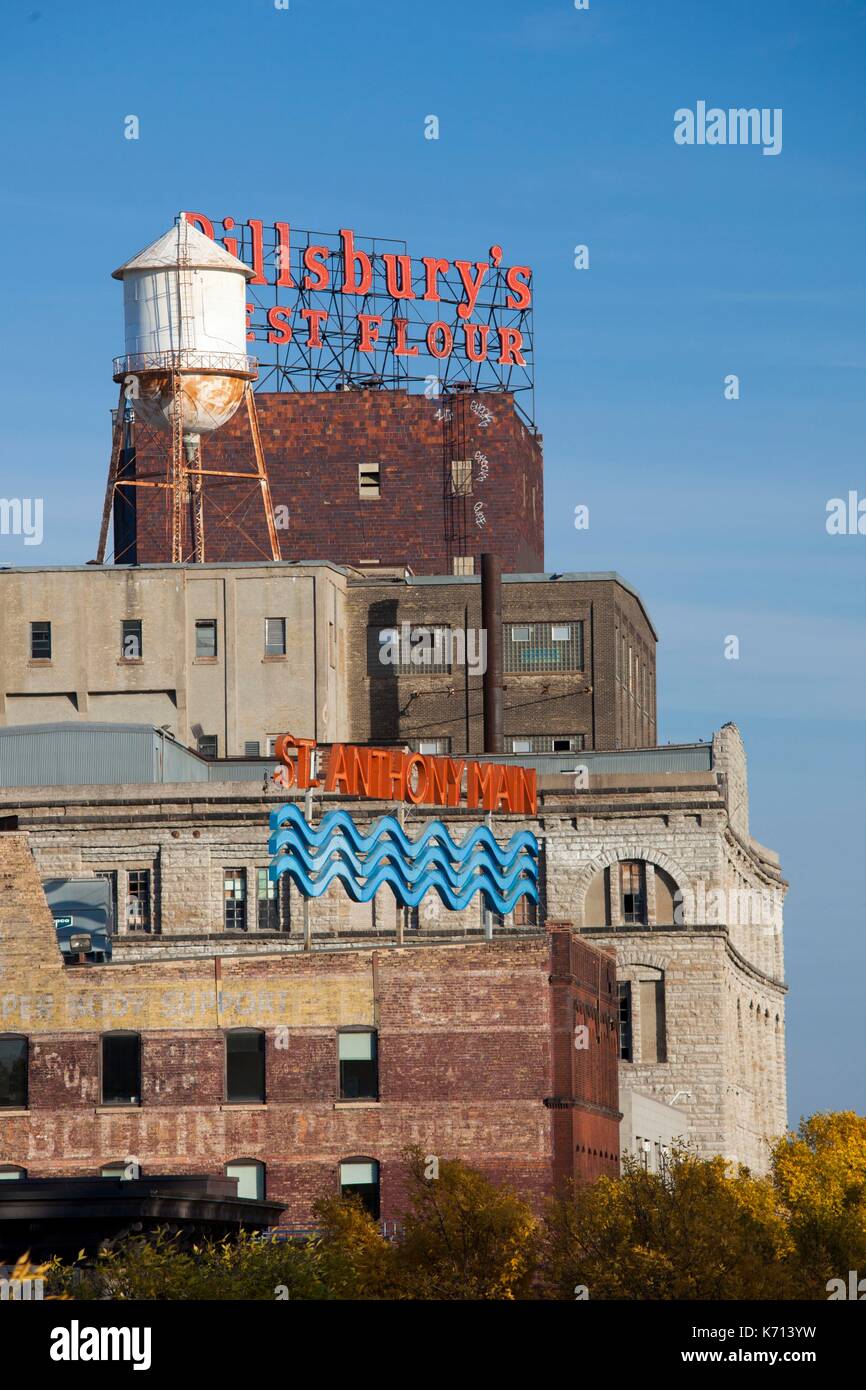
[96,215,281,564]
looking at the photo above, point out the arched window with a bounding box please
[340,1158,380,1219]
[226,1029,266,1103]
[101,1032,141,1106]
[226,1159,265,1201]
[0,1036,29,1109]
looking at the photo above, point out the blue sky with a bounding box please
[0,0,864,1126]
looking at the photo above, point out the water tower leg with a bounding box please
[95,382,128,563]
[188,442,205,563]
[245,384,283,562]
[170,369,186,564]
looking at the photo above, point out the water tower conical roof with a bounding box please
[112,218,255,280]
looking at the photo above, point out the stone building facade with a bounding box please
[0,722,787,1174]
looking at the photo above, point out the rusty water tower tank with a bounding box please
[111,216,256,451]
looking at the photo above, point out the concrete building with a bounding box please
[0,720,787,1173]
[619,1090,689,1174]
[0,563,656,756]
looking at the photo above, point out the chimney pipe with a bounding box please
[481,552,503,753]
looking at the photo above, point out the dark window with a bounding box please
[620,861,646,925]
[226,1160,265,1200]
[0,1036,28,1108]
[226,1030,265,1103]
[618,983,633,1062]
[121,619,142,660]
[256,868,290,932]
[195,619,217,659]
[340,1159,380,1219]
[265,618,286,656]
[224,868,247,931]
[197,734,218,759]
[101,1033,141,1106]
[339,1031,378,1100]
[504,621,584,674]
[126,869,151,932]
[244,741,261,757]
[0,1165,26,1180]
[30,621,51,659]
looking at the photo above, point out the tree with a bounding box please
[771,1111,866,1294]
[541,1150,796,1300]
[390,1148,539,1299]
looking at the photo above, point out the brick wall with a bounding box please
[130,389,544,575]
[0,834,619,1219]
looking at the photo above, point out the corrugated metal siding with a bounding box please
[0,723,207,787]
[476,746,713,775]
[0,724,156,787]
[207,761,271,782]
[161,736,208,783]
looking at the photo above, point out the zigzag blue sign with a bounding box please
[268,804,539,914]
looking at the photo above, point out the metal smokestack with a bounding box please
[481,552,503,753]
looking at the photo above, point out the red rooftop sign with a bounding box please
[184,212,535,412]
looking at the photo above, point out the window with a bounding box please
[126,869,151,932]
[450,458,473,495]
[30,621,51,659]
[226,1030,265,1103]
[101,1033,141,1106]
[415,738,451,755]
[197,734,218,759]
[340,1159,380,1219]
[95,870,118,936]
[266,736,281,756]
[224,868,247,931]
[0,1036,28,1109]
[265,617,287,656]
[339,1031,378,1100]
[620,861,646,925]
[226,1160,265,1201]
[513,894,538,928]
[257,868,289,932]
[369,625,452,676]
[618,983,633,1061]
[358,462,381,498]
[639,972,667,1064]
[195,619,217,659]
[121,619,142,660]
[404,905,420,932]
[452,556,474,575]
[244,741,261,757]
[504,621,584,673]
[0,1166,26,1180]
[505,734,585,754]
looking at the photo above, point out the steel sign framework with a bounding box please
[185,213,535,424]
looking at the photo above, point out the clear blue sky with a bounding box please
[0,0,863,1128]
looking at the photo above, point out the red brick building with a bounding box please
[0,835,619,1224]
[125,388,544,575]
